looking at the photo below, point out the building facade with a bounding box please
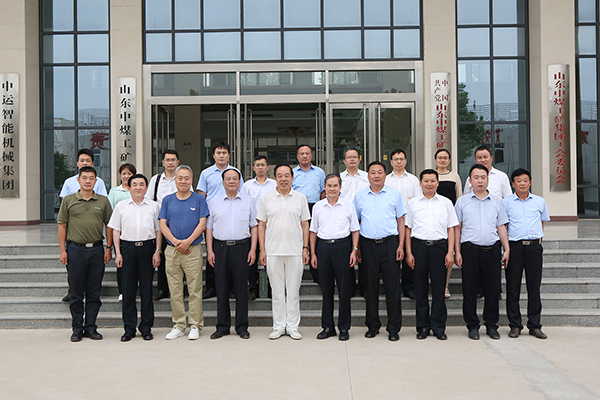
[0,0,592,223]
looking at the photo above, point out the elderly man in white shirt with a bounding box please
[463,145,512,199]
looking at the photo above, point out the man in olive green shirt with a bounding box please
[57,166,113,342]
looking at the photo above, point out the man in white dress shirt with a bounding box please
[463,145,512,200]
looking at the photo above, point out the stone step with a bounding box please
[542,249,600,263]
[0,244,61,256]
[542,239,600,250]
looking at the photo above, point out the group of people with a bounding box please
[57,143,549,343]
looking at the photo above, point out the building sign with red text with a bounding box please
[1,74,19,198]
[116,78,136,167]
[431,72,451,152]
[548,65,570,191]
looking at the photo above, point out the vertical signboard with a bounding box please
[548,65,570,191]
[431,72,451,150]
[117,78,136,166]
[1,74,19,198]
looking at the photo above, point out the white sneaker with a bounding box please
[268,330,284,340]
[288,330,302,340]
[118,294,123,301]
[165,327,185,340]
[188,326,200,340]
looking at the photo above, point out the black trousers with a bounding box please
[350,262,366,297]
[213,240,250,334]
[400,259,414,295]
[308,202,319,284]
[360,235,402,333]
[316,237,352,331]
[412,239,448,334]
[506,241,543,330]
[66,243,105,333]
[248,246,259,295]
[155,240,169,294]
[461,242,501,331]
[121,240,155,335]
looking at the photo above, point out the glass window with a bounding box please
[493,60,527,121]
[77,0,109,31]
[324,30,362,59]
[457,0,489,25]
[365,30,391,59]
[204,32,241,61]
[493,27,526,57]
[329,70,415,94]
[458,28,490,57]
[393,0,420,26]
[245,0,280,28]
[145,0,172,30]
[77,34,109,63]
[578,0,596,23]
[458,123,491,172]
[393,29,420,58]
[146,33,172,62]
[240,72,325,95]
[284,31,321,59]
[578,123,599,186]
[458,60,491,121]
[77,66,110,126]
[42,66,75,127]
[244,32,281,61]
[175,0,201,29]
[577,58,597,121]
[492,124,528,172]
[175,33,201,62]
[492,0,526,24]
[43,34,74,64]
[204,0,240,29]
[324,0,361,27]
[284,0,320,27]
[577,26,597,55]
[364,0,391,26]
[79,129,111,188]
[152,73,237,96]
[42,0,74,32]
[578,187,599,216]
[44,129,76,191]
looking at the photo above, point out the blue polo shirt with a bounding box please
[353,185,406,239]
[502,193,550,241]
[195,164,243,201]
[455,192,508,246]
[159,192,210,245]
[292,164,325,204]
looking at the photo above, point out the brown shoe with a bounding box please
[508,327,521,338]
[248,292,257,301]
[529,329,547,339]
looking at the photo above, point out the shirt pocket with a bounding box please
[143,215,157,232]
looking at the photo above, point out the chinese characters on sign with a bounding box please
[548,65,570,191]
[1,74,19,198]
[430,73,451,152]
[116,78,136,166]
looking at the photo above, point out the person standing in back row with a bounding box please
[463,145,512,200]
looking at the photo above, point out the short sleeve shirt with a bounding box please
[502,193,550,241]
[207,192,258,241]
[292,164,325,204]
[455,192,509,246]
[59,174,107,198]
[108,198,161,241]
[57,191,113,244]
[464,167,513,200]
[196,164,243,201]
[241,178,277,207]
[353,185,407,239]
[309,197,360,240]
[340,169,369,201]
[385,170,421,207]
[405,193,459,241]
[159,192,210,245]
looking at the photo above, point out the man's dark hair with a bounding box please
[129,173,148,186]
[420,169,439,180]
[367,161,386,173]
[434,148,451,159]
[253,155,268,164]
[212,141,230,154]
[77,148,94,161]
[343,147,360,159]
[511,168,531,182]
[162,149,179,160]
[274,164,293,176]
[469,163,489,176]
[221,168,241,180]
[78,166,97,177]
[119,163,137,175]
[475,145,492,156]
[390,149,407,160]
[297,144,313,152]
[324,173,342,186]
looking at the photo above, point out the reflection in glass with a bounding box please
[44,129,76,191]
[458,123,490,177]
[457,0,489,25]
[175,0,201,29]
[284,31,321,60]
[324,30,361,59]
[329,70,415,94]
[152,73,237,96]
[79,129,111,191]
[332,108,366,173]
[365,30,391,59]
[77,34,109,63]
[240,72,325,95]
[43,35,74,64]
[284,0,320,27]
[577,123,599,186]
[393,0,420,26]
[492,124,528,173]
[204,0,240,29]
[577,26,596,55]
[78,66,110,126]
[578,187,599,216]
[204,32,241,61]
[380,107,413,171]
[175,33,201,62]
[43,66,75,126]
[493,28,525,57]
[42,0,73,32]
[578,0,596,23]
[77,0,109,31]
[394,29,420,58]
[493,60,527,121]
[245,0,280,28]
[324,0,361,27]
[458,28,490,57]
[577,58,597,120]
[364,0,391,26]
[244,32,281,61]
[458,60,491,121]
[145,0,172,30]
[492,0,525,24]
[146,33,172,62]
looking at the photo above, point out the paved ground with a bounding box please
[1,326,599,399]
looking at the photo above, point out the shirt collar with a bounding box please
[469,191,491,201]
[221,192,242,201]
[368,185,387,195]
[275,187,294,198]
[126,197,150,206]
[512,192,532,202]
[75,190,98,201]
[391,170,407,179]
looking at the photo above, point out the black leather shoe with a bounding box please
[364,329,379,338]
[83,330,103,340]
[486,328,500,340]
[70,331,83,342]
[477,291,484,299]
[316,328,336,339]
[62,294,70,302]
[239,331,250,339]
[529,329,547,339]
[339,330,349,341]
[210,330,230,339]
[203,287,217,299]
[508,327,521,338]
[404,291,416,300]
[388,332,400,341]
[142,332,154,341]
[120,332,135,342]
[436,332,448,340]
[416,328,430,340]
[248,292,257,301]
[468,329,480,340]
[153,290,169,301]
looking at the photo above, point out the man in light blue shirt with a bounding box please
[353,161,406,341]
[502,168,550,340]
[455,164,510,341]
[59,148,107,198]
[292,144,325,210]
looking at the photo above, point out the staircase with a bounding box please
[1,239,599,329]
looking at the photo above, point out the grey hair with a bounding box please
[175,165,193,181]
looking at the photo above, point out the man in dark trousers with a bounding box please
[57,166,113,342]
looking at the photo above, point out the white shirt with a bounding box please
[309,197,360,240]
[385,170,421,207]
[464,167,512,200]
[340,169,369,201]
[145,172,177,208]
[241,177,277,207]
[207,192,257,241]
[405,193,459,241]
[59,174,107,198]
[107,198,161,241]
[256,188,310,256]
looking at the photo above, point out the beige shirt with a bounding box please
[107,198,160,241]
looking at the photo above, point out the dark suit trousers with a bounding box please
[461,242,501,331]
[213,240,250,334]
[316,238,352,331]
[506,241,543,330]
[121,241,155,335]
[66,243,105,333]
[248,247,259,295]
[308,202,319,284]
[400,260,414,295]
[155,240,170,294]
[412,239,448,335]
[360,235,402,333]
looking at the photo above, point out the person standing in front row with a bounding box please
[109,174,162,342]
[405,169,458,341]
[354,162,406,341]
[257,164,310,340]
[310,173,360,341]
[455,164,510,340]
[160,166,209,340]
[503,168,550,340]
[206,169,257,340]
[57,166,113,342]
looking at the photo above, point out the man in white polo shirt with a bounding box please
[463,145,512,200]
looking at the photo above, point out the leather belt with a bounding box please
[361,235,397,244]
[318,236,351,244]
[214,238,250,246]
[413,238,447,246]
[512,239,542,246]
[67,240,103,248]
[121,239,156,247]
[463,241,500,252]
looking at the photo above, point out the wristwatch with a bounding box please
[352,247,359,251]
[106,245,113,250]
